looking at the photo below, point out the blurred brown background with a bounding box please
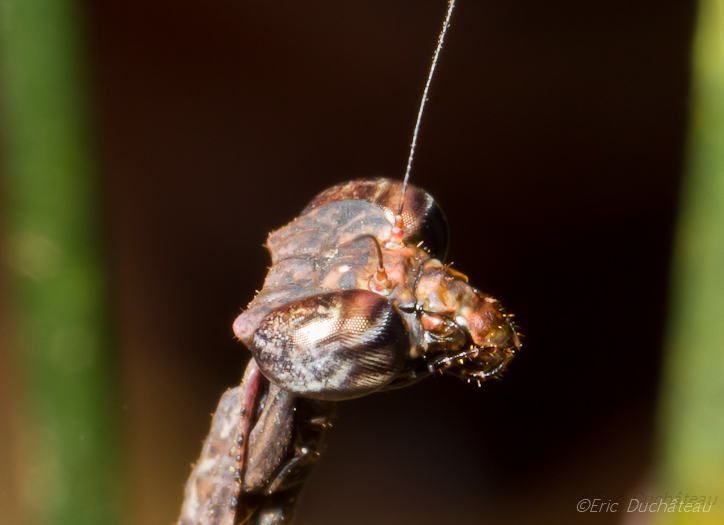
[4,0,698,523]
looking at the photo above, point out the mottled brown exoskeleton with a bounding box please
[178,179,520,525]
[236,178,520,397]
[177,2,521,524]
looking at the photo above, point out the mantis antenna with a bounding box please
[397,0,456,219]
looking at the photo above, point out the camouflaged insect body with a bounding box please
[179,178,520,525]
[234,179,518,398]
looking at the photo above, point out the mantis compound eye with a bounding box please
[303,178,449,259]
[252,289,408,401]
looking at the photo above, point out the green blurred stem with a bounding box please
[656,0,724,523]
[0,1,120,524]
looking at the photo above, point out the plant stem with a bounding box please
[0,1,121,524]
[656,0,724,522]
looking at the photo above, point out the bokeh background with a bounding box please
[2,0,721,524]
